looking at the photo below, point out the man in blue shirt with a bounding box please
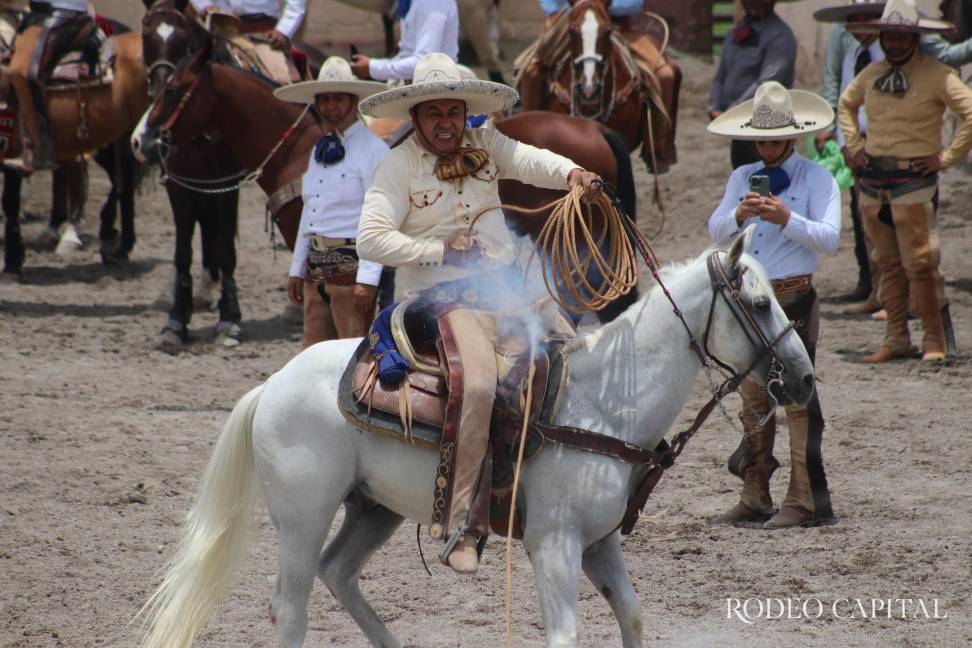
[707,0,797,169]
[707,82,840,529]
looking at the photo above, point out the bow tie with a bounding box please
[753,166,791,195]
[398,0,410,18]
[874,67,908,96]
[314,133,345,165]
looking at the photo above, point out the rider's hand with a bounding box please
[910,153,943,175]
[755,194,791,227]
[814,130,835,154]
[567,168,602,204]
[707,108,722,122]
[735,192,765,225]
[443,231,484,267]
[353,283,377,315]
[287,276,304,305]
[350,55,372,79]
[267,30,290,51]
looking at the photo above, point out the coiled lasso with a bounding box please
[465,183,643,313]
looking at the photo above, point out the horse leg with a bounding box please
[317,493,404,648]
[2,169,25,275]
[196,199,222,311]
[116,140,138,257]
[161,186,196,347]
[265,469,350,647]
[581,533,643,648]
[212,189,242,347]
[50,163,83,254]
[527,532,584,647]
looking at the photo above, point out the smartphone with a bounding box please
[749,175,771,197]
[350,44,359,59]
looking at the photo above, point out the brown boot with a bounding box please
[711,500,773,525]
[863,345,917,363]
[844,298,881,316]
[763,505,814,529]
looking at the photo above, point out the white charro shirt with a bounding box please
[708,152,841,280]
[190,0,306,38]
[289,121,389,286]
[368,0,459,81]
[357,127,578,299]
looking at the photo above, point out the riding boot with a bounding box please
[892,202,945,360]
[765,398,835,529]
[712,381,778,524]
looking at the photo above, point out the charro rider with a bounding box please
[274,57,389,348]
[708,81,840,529]
[6,0,93,171]
[356,52,602,573]
[191,0,306,83]
[350,0,458,83]
[838,0,972,362]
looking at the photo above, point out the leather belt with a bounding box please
[309,234,355,250]
[771,274,811,296]
[239,13,276,22]
[867,156,927,172]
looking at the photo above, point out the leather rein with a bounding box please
[530,186,796,535]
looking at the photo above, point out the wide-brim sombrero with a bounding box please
[359,53,518,119]
[813,1,885,23]
[846,0,952,32]
[708,83,834,141]
[274,56,387,104]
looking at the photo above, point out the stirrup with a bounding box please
[439,522,468,565]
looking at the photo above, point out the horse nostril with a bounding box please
[802,374,815,390]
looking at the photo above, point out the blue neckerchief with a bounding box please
[466,113,487,128]
[753,165,790,195]
[314,133,345,165]
[398,0,411,18]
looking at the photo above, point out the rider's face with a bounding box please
[741,0,776,20]
[413,99,467,154]
[880,31,919,63]
[754,139,792,167]
[315,93,356,128]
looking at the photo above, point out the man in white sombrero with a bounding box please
[708,81,840,529]
[274,57,389,348]
[815,0,972,315]
[839,0,972,363]
[356,52,602,573]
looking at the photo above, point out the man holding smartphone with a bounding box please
[707,81,841,529]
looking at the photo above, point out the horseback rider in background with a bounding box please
[6,0,94,171]
[191,0,305,83]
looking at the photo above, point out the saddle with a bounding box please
[46,20,114,89]
[337,299,571,537]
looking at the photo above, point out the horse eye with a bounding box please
[753,298,770,312]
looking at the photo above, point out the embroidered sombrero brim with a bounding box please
[847,16,952,32]
[708,90,835,141]
[813,3,885,22]
[274,79,388,104]
[359,79,518,119]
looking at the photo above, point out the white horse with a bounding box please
[139,230,816,648]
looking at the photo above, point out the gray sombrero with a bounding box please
[273,57,387,104]
[847,0,952,32]
[707,81,834,141]
[358,53,518,119]
[813,0,885,23]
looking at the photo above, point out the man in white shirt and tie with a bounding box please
[274,57,389,347]
[193,0,306,83]
[349,0,459,82]
[707,82,840,530]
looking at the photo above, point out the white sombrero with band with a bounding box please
[358,52,518,120]
[707,81,834,141]
[273,57,387,104]
[847,0,952,32]
[813,0,885,23]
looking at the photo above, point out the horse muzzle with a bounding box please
[768,368,815,408]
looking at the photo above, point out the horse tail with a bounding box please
[137,384,265,648]
[602,128,636,220]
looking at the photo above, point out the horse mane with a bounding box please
[564,246,773,354]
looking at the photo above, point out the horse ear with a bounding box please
[726,224,756,274]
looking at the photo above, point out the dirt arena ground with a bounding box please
[1,53,971,648]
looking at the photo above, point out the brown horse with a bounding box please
[139,38,319,251]
[520,0,680,175]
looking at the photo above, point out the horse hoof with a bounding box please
[160,320,189,352]
[55,224,83,256]
[216,321,242,348]
[35,226,59,247]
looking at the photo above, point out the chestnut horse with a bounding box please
[136,45,642,320]
[520,0,679,175]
